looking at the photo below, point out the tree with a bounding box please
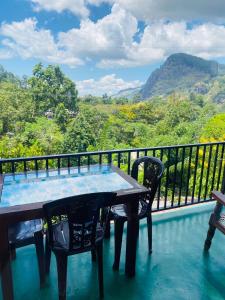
[0,65,19,84]
[20,117,63,154]
[200,113,225,142]
[102,93,112,104]
[55,103,70,132]
[63,107,108,153]
[0,82,35,135]
[0,135,44,160]
[28,63,78,113]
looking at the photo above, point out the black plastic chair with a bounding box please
[110,156,164,270]
[43,192,116,300]
[8,219,45,287]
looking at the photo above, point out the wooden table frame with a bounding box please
[0,164,148,300]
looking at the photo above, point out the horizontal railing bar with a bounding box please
[1,141,225,164]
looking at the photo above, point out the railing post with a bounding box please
[221,162,225,194]
[108,153,112,164]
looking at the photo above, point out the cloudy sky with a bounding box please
[1,0,225,95]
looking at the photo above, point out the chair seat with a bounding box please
[8,219,43,245]
[52,221,104,252]
[111,200,148,220]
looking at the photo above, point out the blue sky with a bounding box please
[1,0,225,95]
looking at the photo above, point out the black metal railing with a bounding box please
[1,141,225,212]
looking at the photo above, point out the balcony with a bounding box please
[0,141,225,299]
[1,203,224,300]
[1,141,224,210]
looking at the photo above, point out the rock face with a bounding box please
[141,53,224,99]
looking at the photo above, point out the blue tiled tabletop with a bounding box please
[0,165,133,208]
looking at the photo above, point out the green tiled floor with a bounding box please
[1,203,225,300]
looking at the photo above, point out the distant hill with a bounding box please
[113,86,142,99]
[141,53,225,99]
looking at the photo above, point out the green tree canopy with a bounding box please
[28,63,78,113]
[0,82,35,135]
[19,117,63,154]
[200,113,225,142]
[63,107,108,153]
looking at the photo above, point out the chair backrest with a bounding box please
[131,156,164,205]
[43,192,116,252]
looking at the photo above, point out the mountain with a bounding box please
[113,86,142,99]
[141,53,225,99]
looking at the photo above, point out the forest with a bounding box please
[0,62,225,161]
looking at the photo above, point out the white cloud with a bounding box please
[0,5,137,67]
[30,0,225,22]
[30,0,114,18]
[98,21,225,68]
[2,6,225,69]
[87,0,114,6]
[0,48,13,59]
[31,0,89,18]
[138,22,225,60]
[58,4,137,61]
[0,18,83,66]
[76,74,142,96]
[115,0,225,23]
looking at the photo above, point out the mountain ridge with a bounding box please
[140,53,225,99]
[112,86,142,99]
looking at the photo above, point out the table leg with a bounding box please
[125,198,139,277]
[0,221,14,300]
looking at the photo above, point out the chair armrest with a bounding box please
[212,190,225,206]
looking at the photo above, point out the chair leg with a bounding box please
[147,214,153,254]
[45,235,51,275]
[91,249,97,262]
[55,253,68,300]
[204,222,216,251]
[113,220,125,271]
[96,243,104,299]
[34,231,45,288]
[10,244,16,261]
[104,218,111,239]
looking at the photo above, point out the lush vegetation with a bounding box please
[0,63,224,161]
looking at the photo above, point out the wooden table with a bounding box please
[0,164,148,300]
